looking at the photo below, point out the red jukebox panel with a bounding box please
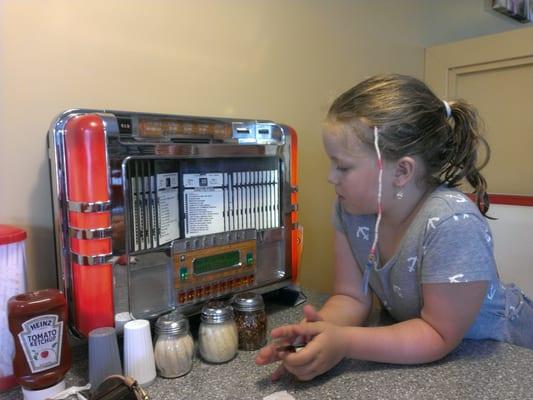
[64,115,114,336]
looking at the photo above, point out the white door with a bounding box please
[425,27,533,297]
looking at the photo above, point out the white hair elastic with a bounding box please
[443,100,452,118]
[362,126,383,295]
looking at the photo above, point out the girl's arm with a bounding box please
[341,280,488,363]
[274,280,487,380]
[312,230,372,326]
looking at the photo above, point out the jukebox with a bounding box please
[48,109,302,337]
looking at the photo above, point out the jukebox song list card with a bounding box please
[157,172,180,245]
[183,173,225,237]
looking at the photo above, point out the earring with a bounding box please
[396,190,404,200]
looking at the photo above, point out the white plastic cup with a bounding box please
[114,312,133,335]
[123,319,156,387]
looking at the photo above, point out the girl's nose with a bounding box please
[327,168,337,185]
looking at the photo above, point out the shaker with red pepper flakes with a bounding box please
[233,292,267,351]
[7,289,72,400]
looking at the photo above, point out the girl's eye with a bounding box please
[336,165,351,172]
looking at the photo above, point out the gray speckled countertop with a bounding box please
[3,289,533,400]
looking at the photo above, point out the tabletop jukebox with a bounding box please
[48,109,302,337]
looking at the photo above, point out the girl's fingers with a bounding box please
[255,344,280,365]
[271,322,324,339]
[280,352,317,381]
[303,305,323,322]
[282,342,317,367]
[271,324,302,338]
[271,364,287,381]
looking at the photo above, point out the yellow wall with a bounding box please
[0,0,524,292]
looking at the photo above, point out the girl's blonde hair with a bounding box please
[327,74,491,215]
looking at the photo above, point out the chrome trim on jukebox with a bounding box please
[67,200,112,213]
[69,227,113,240]
[70,252,114,266]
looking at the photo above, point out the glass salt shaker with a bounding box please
[233,292,267,351]
[154,311,194,378]
[198,301,238,363]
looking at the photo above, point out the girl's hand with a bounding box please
[274,321,348,381]
[254,305,323,380]
[301,304,323,323]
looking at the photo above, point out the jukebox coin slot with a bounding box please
[116,116,132,134]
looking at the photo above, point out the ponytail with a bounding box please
[441,101,491,215]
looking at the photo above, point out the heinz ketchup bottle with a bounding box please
[8,289,71,399]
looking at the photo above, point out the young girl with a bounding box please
[255,74,533,381]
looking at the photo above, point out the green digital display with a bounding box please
[193,251,241,275]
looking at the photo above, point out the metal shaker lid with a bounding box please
[201,300,234,324]
[155,310,189,335]
[233,292,264,312]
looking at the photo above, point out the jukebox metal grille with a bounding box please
[128,159,158,251]
[126,159,181,252]
[125,157,281,254]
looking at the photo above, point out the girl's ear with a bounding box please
[393,156,416,187]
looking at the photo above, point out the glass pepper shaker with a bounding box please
[153,311,194,378]
[233,292,267,350]
[198,301,238,363]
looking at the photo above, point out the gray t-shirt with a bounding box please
[334,185,533,347]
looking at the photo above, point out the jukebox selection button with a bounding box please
[187,290,194,301]
[178,292,186,303]
[221,234,229,245]
[179,267,188,281]
[246,252,254,266]
[196,287,203,298]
